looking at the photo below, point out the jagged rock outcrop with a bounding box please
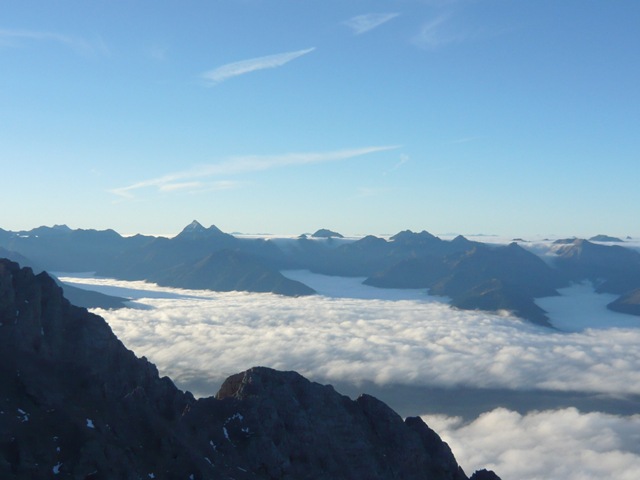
[0,259,500,479]
[469,470,502,480]
[210,368,468,480]
[0,246,128,309]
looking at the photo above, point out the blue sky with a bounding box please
[1,1,638,237]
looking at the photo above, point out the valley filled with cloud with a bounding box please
[58,270,640,480]
[5,1,639,478]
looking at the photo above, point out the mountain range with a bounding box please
[0,258,500,479]
[1,222,639,326]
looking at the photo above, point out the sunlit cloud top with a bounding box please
[71,271,640,399]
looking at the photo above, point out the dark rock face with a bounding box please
[0,259,500,480]
[207,368,469,480]
[0,246,127,310]
[0,259,191,479]
[469,469,502,480]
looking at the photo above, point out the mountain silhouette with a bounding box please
[2,223,640,324]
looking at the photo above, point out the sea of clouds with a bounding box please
[58,270,640,480]
[422,407,640,480]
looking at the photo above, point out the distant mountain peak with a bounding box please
[553,237,579,245]
[451,234,470,244]
[390,230,438,243]
[389,229,414,240]
[205,223,224,235]
[589,234,624,243]
[311,228,344,238]
[174,220,228,241]
[183,220,206,232]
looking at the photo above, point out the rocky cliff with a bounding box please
[0,259,500,479]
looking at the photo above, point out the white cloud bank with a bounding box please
[201,47,315,85]
[59,272,640,400]
[422,408,640,480]
[60,272,640,480]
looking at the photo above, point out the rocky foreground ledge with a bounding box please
[0,259,500,480]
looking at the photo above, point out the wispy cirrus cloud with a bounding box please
[412,14,466,50]
[0,28,109,55]
[157,180,241,194]
[385,153,409,174]
[148,45,168,61]
[201,47,315,85]
[355,187,391,198]
[413,14,511,50]
[110,146,400,199]
[344,13,400,35]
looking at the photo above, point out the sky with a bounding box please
[59,270,640,480]
[2,1,639,238]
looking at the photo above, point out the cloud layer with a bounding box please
[201,47,315,85]
[422,408,640,480]
[60,272,640,401]
[60,271,640,480]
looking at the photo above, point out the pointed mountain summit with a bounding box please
[184,219,206,232]
[174,220,226,240]
[451,234,471,245]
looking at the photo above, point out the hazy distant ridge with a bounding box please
[2,222,639,324]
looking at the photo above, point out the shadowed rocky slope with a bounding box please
[0,259,499,480]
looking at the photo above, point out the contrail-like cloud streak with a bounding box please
[201,47,315,85]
